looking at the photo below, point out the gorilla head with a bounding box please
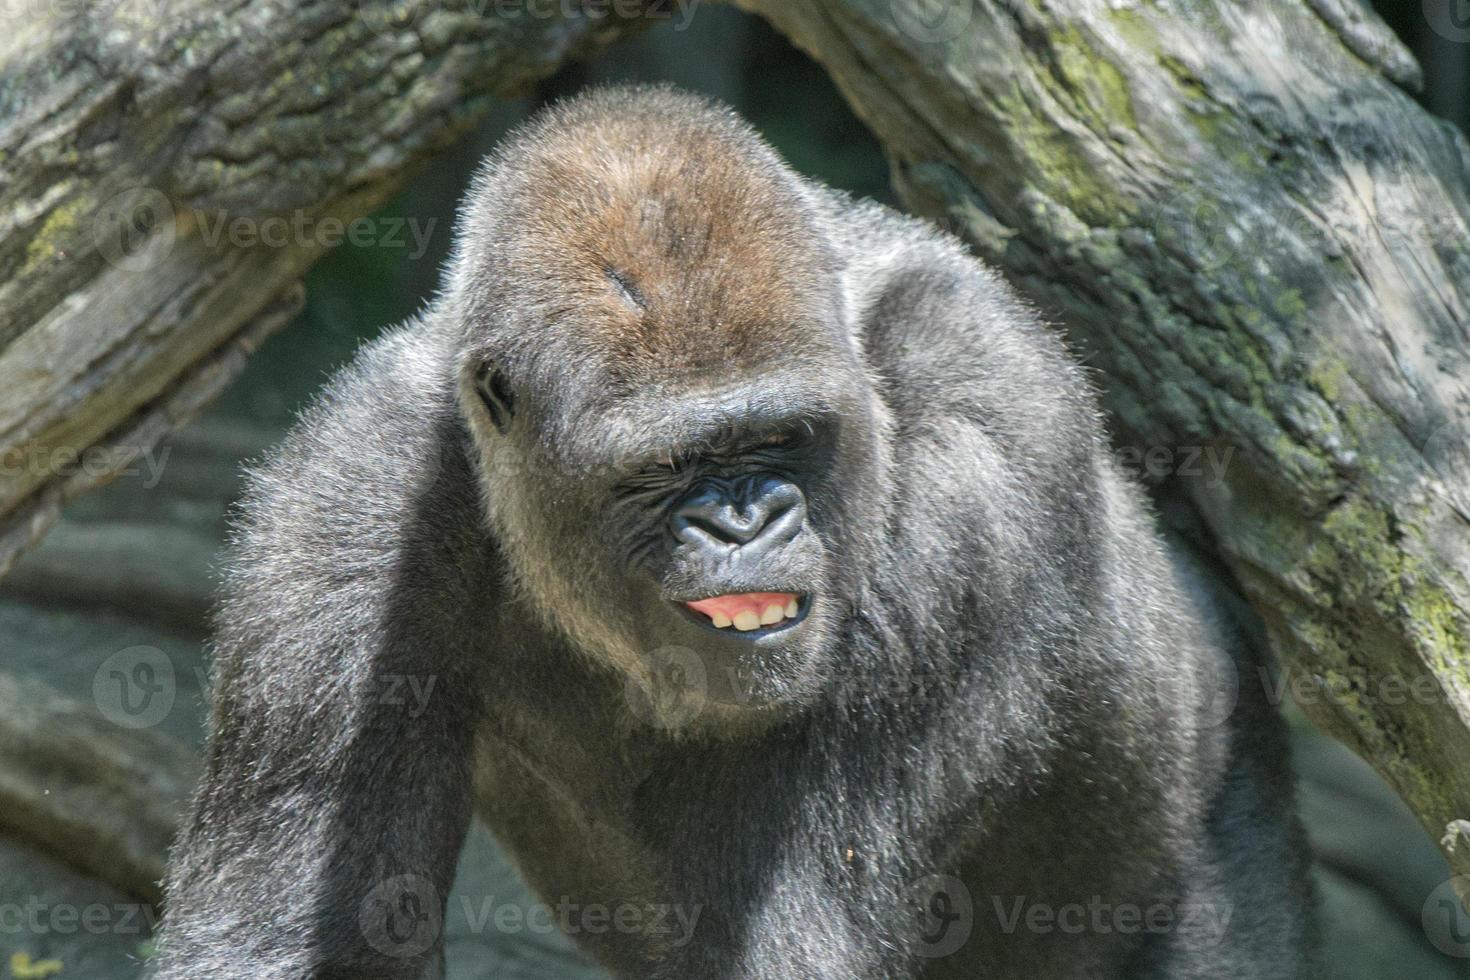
[449,89,892,725]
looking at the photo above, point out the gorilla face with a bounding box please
[460,345,886,729]
[446,92,898,729]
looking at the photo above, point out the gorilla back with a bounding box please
[155,86,1317,979]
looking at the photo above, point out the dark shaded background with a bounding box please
[1,4,1467,977]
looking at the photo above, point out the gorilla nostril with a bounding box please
[674,510,749,548]
[672,478,806,552]
[673,504,762,547]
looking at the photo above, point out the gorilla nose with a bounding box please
[671,476,806,555]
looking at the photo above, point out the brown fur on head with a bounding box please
[450,84,846,393]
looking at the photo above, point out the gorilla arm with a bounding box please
[151,325,490,979]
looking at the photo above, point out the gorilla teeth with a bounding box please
[685,592,804,631]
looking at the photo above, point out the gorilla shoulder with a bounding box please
[212,319,485,685]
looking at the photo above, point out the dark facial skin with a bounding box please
[464,350,883,722]
[618,426,822,626]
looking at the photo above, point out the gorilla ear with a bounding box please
[474,361,515,434]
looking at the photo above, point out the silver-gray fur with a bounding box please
[152,86,1317,979]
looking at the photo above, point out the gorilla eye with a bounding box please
[654,448,693,472]
[475,361,515,434]
[748,428,808,456]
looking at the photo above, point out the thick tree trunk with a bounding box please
[0,673,198,905]
[732,0,1470,892]
[0,0,650,576]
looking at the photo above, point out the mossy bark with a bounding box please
[733,0,1470,894]
[0,0,649,575]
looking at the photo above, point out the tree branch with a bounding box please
[0,673,199,905]
[0,0,652,568]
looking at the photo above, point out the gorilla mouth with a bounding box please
[683,592,806,633]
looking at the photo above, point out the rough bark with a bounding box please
[731,0,1470,891]
[0,0,652,576]
[0,673,198,905]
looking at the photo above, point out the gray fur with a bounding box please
[153,86,1317,979]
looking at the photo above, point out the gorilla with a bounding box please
[153,86,1317,979]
